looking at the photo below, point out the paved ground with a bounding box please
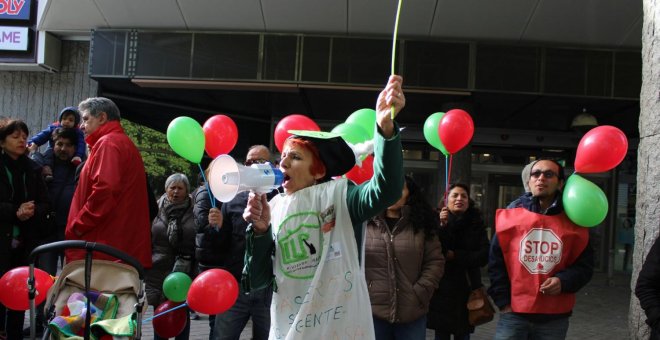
[469,272,631,340]
[23,272,631,339]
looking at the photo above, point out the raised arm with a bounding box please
[347,75,406,224]
[375,75,405,138]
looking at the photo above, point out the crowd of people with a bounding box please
[14,73,660,340]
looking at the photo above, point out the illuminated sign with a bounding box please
[0,26,28,51]
[0,0,31,20]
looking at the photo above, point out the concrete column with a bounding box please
[630,1,660,338]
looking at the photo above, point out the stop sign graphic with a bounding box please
[519,228,563,274]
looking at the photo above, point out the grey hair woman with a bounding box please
[146,172,196,340]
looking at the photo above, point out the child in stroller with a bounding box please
[27,241,146,340]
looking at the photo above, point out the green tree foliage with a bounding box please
[122,119,197,196]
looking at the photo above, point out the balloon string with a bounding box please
[198,163,216,208]
[142,302,188,323]
[443,155,448,207]
[444,154,454,205]
[390,0,403,120]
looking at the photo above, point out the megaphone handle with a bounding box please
[255,186,279,194]
[198,163,216,208]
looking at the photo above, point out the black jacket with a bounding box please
[0,153,50,273]
[635,236,660,340]
[428,207,489,335]
[193,185,227,271]
[32,149,76,228]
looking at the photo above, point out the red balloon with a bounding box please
[575,125,628,173]
[345,155,374,185]
[152,300,187,338]
[187,269,238,315]
[438,109,474,154]
[274,114,320,152]
[203,114,239,158]
[0,267,54,311]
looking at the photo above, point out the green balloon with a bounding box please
[346,108,376,140]
[163,272,192,303]
[167,116,205,163]
[331,122,369,145]
[423,112,449,155]
[563,174,608,227]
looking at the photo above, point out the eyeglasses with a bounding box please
[244,158,268,166]
[530,170,558,179]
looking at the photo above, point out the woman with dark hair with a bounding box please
[365,175,445,339]
[427,183,490,340]
[0,119,50,340]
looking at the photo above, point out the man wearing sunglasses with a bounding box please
[210,144,277,340]
[488,159,594,339]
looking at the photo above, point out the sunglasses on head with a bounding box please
[244,158,268,166]
[530,170,558,179]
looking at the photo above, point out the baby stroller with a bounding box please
[27,241,146,340]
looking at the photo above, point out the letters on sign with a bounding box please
[0,0,31,20]
[518,228,563,274]
[0,26,28,51]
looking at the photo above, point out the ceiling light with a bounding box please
[571,108,598,129]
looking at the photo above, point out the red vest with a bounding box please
[495,208,589,314]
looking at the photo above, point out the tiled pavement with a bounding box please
[23,272,631,339]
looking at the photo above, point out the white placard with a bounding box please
[0,26,28,51]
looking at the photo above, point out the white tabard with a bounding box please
[267,179,375,340]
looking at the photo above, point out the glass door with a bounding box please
[403,159,442,208]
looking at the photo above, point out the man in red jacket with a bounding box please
[65,97,152,268]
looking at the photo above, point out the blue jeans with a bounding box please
[212,286,272,340]
[373,315,427,340]
[494,312,569,340]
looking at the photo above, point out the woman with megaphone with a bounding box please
[242,75,405,339]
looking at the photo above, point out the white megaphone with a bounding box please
[208,154,283,202]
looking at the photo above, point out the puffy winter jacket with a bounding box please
[146,194,196,306]
[365,205,445,323]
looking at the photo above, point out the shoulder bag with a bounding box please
[466,273,496,326]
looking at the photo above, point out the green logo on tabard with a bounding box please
[277,211,323,280]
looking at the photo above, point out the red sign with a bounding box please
[518,228,563,274]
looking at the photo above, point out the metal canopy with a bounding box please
[36,0,643,152]
[38,0,642,49]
